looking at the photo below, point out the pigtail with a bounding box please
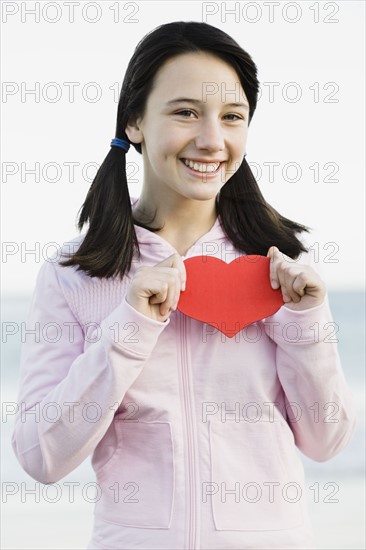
[59,140,140,280]
[217,158,309,259]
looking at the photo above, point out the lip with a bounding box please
[180,158,224,178]
[181,157,226,163]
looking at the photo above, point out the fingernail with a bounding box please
[181,282,186,291]
[271,280,279,289]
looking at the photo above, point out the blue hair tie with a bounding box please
[110,138,130,152]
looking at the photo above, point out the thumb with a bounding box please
[155,253,182,268]
[267,246,281,290]
[267,245,279,261]
[154,253,187,291]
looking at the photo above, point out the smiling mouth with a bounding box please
[181,158,222,173]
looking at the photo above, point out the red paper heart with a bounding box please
[177,255,284,338]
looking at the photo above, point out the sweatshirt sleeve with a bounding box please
[263,246,357,462]
[11,259,170,484]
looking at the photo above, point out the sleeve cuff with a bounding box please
[264,297,337,344]
[100,297,170,357]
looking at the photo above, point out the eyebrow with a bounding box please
[165,98,250,110]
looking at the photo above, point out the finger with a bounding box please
[274,259,294,303]
[292,272,307,298]
[269,246,297,266]
[283,268,302,303]
[155,254,187,291]
[147,280,169,306]
[160,273,180,316]
[149,271,178,316]
[152,267,182,309]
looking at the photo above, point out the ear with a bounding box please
[125,117,144,144]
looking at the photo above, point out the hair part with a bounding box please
[59,21,308,279]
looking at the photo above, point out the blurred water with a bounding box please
[1,292,365,549]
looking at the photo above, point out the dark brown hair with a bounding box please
[59,21,308,279]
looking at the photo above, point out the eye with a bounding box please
[224,113,244,121]
[175,109,196,117]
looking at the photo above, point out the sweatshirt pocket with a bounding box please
[94,420,175,529]
[208,419,304,531]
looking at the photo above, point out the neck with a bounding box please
[132,193,218,256]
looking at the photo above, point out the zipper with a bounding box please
[180,312,200,549]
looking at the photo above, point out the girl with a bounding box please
[12,21,356,550]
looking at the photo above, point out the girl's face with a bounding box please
[126,52,249,204]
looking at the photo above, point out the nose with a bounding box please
[195,117,225,152]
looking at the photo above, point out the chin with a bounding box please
[185,188,220,201]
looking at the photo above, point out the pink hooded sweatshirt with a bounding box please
[12,197,357,549]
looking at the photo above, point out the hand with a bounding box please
[267,246,326,311]
[126,253,187,322]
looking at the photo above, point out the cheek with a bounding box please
[226,138,247,174]
[233,133,247,157]
[161,136,185,159]
[230,139,246,159]
[147,141,178,167]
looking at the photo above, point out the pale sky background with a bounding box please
[1,0,365,295]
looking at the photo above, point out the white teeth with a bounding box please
[183,159,220,173]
